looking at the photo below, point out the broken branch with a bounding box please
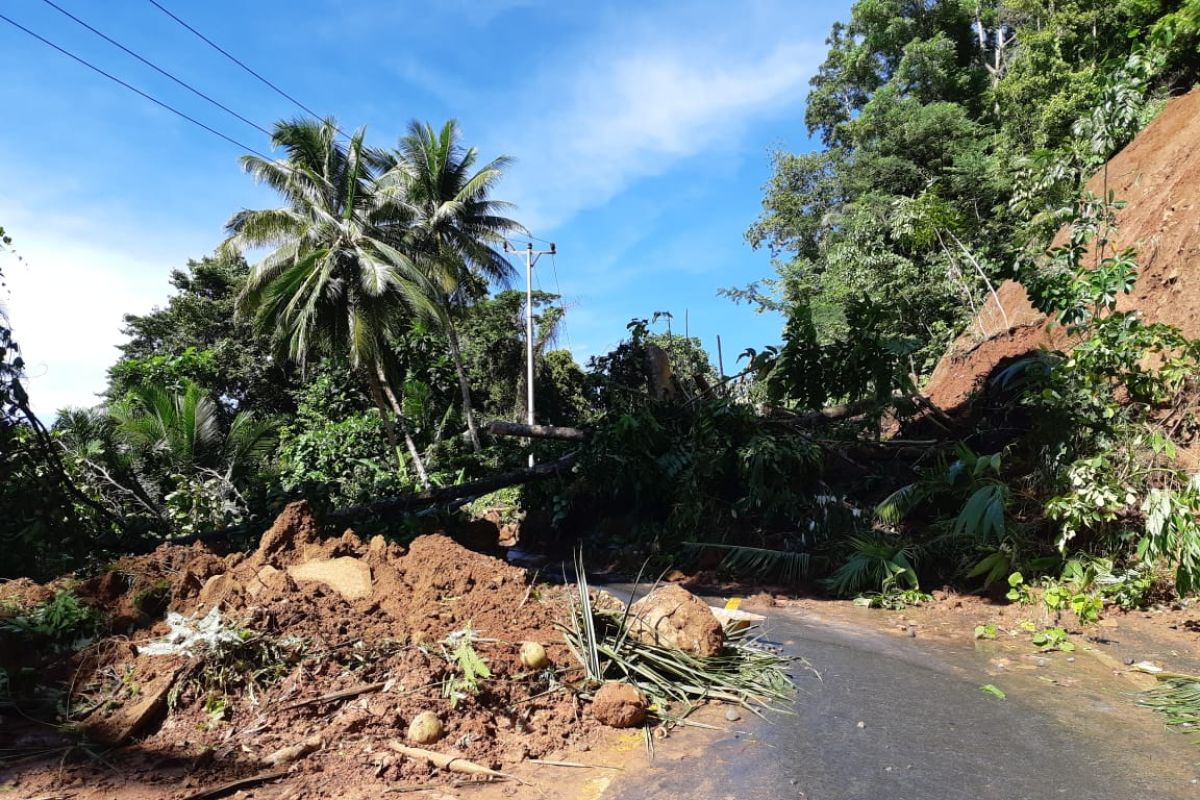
[280,682,385,711]
[386,741,513,780]
[487,420,590,442]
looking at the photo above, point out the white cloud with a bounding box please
[490,16,822,231]
[0,200,207,417]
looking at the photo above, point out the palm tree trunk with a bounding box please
[366,368,409,478]
[445,318,482,452]
[375,364,431,490]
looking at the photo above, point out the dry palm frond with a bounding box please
[560,571,797,714]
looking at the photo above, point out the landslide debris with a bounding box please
[0,501,785,799]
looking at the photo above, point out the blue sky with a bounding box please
[0,0,848,415]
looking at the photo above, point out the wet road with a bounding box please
[603,596,1200,800]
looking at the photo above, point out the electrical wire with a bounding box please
[0,10,271,159]
[144,0,348,138]
[39,0,272,137]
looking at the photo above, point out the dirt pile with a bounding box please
[2,501,594,798]
[924,86,1200,413]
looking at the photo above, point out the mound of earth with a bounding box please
[0,501,597,798]
[924,86,1200,414]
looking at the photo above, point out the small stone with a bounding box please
[906,628,916,638]
[1067,656,1076,663]
[724,708,741,722]
[856,721,866,729]
[407,711,443,744]
[520,641,549,670]
[592,682,649,728]
[578,743,590,752]
[1123,657,1135,666]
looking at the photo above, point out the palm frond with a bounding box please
[683,543,811,585]
[560,565,797,712]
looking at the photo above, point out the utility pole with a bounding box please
[503,240,556,466]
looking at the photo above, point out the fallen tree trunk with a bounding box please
[487,420,590,442]
[148,451,578,550]
[326,451,578,525]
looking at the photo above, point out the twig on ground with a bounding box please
[386,741,515,781]
[180,768,290,800]
[280,681,386,711]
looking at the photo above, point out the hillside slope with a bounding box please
[924,87,1200,413]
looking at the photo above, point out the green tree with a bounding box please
[377,120,524,452]
[741,0,1198,404]
[109,252,294,413]
[459,289,565,421]
[58,381,277,535]
[227,118,438,487]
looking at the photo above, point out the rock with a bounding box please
[592,682,648,728]
[589,588,627,614]
[724,708,741,722]
[520,641,549,669]
[288,557,373,601]
[407,711,444,744]
[628,584,725,657]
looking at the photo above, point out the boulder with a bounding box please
[628,584,724,657]
[287,557,372,601]
[591,682,648,728]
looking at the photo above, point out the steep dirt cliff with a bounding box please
[924,87,1200,413]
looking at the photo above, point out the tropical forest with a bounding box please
[3,1,1200,797]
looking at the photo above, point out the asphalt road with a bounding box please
[603,595,1200,800]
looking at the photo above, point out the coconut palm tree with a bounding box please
[227,118,436,487]
[377,120,524,452]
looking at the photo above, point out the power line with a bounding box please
[0,10,271,159]
[145,0,345,136]
[39,0,272,137]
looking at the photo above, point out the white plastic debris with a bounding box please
[137,607,241,657]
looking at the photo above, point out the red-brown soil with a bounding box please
[924,86,1200,414]
[0,502,612,799]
